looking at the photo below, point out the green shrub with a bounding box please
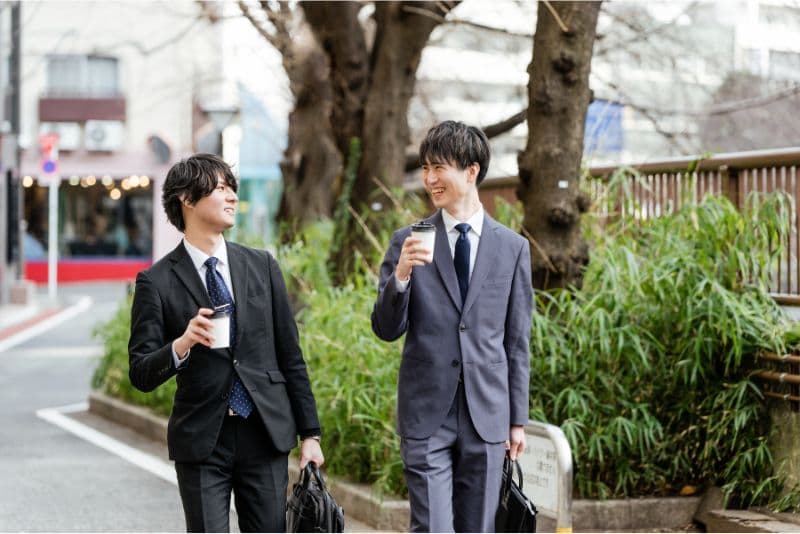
[529,192,797,507]
[92,183,800,506]
[92,292,176,416]
[296,283,406,497]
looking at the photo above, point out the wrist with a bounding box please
[303,435,321,443]
[174,338,190,359]
[395,270,410,282]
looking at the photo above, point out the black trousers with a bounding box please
[175,414,289,533]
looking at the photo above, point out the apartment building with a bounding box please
[18,1,225,282]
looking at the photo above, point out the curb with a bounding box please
[706,509,800,532]
[89,391,707,532]
[88,391,409,531]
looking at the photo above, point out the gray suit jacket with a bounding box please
[372,210,532,443]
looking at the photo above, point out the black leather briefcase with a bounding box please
[495,456,538,532]
[286,462,344,533]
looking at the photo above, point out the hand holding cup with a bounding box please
[396,222,436,281]
[175,307,216,356]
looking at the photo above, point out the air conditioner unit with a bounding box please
[39,122,82,151]
[84,120,124,151]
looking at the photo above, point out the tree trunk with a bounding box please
[518,1,601,290]
[327,2,456,284]
[276,23,341,238]
[301,2,369,160]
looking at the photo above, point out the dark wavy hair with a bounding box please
[161,153,238,232]
[419,120,491,185]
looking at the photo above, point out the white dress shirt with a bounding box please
[396,205,484,292]
[172,238,235,367]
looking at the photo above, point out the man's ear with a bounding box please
[468,162,480,184]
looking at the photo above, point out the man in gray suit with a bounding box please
[372,121,533,532]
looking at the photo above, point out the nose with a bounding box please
[423,169,437,186]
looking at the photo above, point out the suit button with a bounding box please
[452,360,460,367]
[459,323,466,332]
[233,359,239,366]
[220,393,228,400]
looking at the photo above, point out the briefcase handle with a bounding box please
[502,455,524,494]
[300,461,329,492]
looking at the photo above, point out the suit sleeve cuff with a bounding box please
[300,428,322,440]
[394,274,410,293]
[171,341,190,368]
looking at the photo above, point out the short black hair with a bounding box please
[419,120,491,185]
[162,153,238,232]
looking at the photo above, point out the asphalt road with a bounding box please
[0,282,186,532]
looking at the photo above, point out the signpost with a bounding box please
[518,420,574,533]
[39,133,59,302]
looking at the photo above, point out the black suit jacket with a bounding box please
[128,241,320,462]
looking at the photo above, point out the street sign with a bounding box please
[39,133,60,185]
[518,420,574,533]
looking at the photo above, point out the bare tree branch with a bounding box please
[238,1,285,52]
[401,5,445,23]
[597,76,695,153]
[542,1,569,33]
[443,18,533,39]
[595,2,697,57]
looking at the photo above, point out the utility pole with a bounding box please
[1,2,25,305]
[0,2,20,305]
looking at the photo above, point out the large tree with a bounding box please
[300,1,459,284]
[518,1,602,290]
[237,2,341,236]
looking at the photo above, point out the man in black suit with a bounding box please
[128,153,324,532]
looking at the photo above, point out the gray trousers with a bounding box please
[400,382,505,533]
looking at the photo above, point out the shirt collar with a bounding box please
[183,238,229,271]
[442,204,484,237]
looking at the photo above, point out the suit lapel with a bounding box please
[227,242,249,348]
[431,210,462,313]
[170,242,212,309]
[462,214,499,316]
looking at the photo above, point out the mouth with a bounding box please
[224,208,235,215]
[429,187,445,197]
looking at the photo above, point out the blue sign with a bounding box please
[584,99,623,155]
[42,160,57,174]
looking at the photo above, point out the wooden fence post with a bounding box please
[720,164,741,210]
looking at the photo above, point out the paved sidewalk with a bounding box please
[65,408,375,532]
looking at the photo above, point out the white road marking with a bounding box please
[36,401,239,514]
[0,296,93,354]
[36,402,177,486]
[15,345,105,358]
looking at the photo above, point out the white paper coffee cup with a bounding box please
[411,222,436,263]
[210,308,231,349]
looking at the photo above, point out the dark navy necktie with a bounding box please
[454,223,471,304]
[204,256,254,418]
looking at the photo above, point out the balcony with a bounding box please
[39,94,126,122]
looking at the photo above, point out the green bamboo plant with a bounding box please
[528,176,798,507]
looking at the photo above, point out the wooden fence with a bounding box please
[472,147,800,301]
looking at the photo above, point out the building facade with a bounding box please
[18,1,226,283]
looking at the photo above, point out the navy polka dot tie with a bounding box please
[205,256,254,418]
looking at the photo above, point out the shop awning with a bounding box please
[20,148,175,179]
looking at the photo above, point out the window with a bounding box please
[769,50,800,81]
[46,55,119,97]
